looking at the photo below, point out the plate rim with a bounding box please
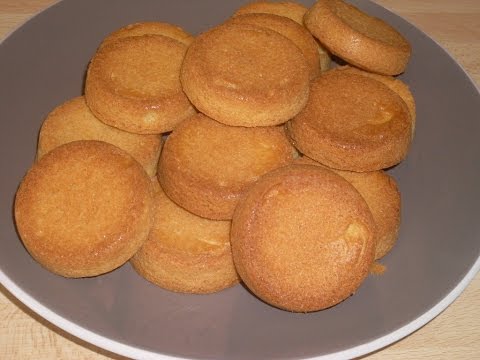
[1,0,480,359]
[1,257,479,360]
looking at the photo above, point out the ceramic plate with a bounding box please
[1,1,479,359]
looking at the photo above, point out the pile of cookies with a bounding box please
[14,0,415,312]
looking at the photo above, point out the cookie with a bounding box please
[304,0,411,75]
[15,140,153,278]
[231,4,332,72]
[233,1,308,25]
[337,65,416,136]
[37,96,163,177]
[85,35,195,134]
[157,113,297,220]
[296,156,401,259]
[100,21,194,47]
[286,69,412,171]
[230,164,376,312]
[227,13,321,79]
[180,22,310,127]
[131,180,239,294]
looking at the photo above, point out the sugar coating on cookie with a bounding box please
[100,21,194,47]
[180,22,310,127]
[233,1,308,25]
[305,0,411,75]
[296,156,401,260]
[227,13,321,79]
[158,113,297,220]
[231,164,376,312]
[131,180,239,294]
[287,69,412,171]
[37,96,163,177]
[15,140,154,278]
[85,35,195,134]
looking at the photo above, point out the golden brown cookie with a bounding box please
[100,21,194,47]
[131,180,239,294]
[233,1,308,25]
[296,156,401,259]
[227,13,321,79]
[304,0,411,75]
[286,69,412,171]
[231,164,376,312]
[180,22,310,127]
[14,140,154,278]
[37,96,163,177]
[232,2,331,72]
[337,65,416,136]
[158,113,297,220]
[85,34,195,134]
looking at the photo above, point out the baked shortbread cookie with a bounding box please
[158,113,297,220]
[232,2,331,72]
[180,22,310,127]
[296,156,401,259]
[227,13,321,79]
[286,69,412,171]
[231,164,376,312]
[100,21,194,48]
[233,1,308,25]
[337,65,416,136]
[131,180,239,294]
[37,96,163,177]
[85,35,195,134]
[304,0,411,75]
[15,140,153,278]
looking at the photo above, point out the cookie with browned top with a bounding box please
[305,0,411,75]
[100,21,194,48]
[85,34,195,134]
[131,180,239,294]
[37,96,163,177]
[286,68,412,171]
[180,22,310,127]
[15,140,154,278]
[158,113,297,220]
[337,65,416,136]
[231,4,331,72]
[231,164,376,312]
[227,13,321,79]
[296,156,401,260]
[233,1,308,25]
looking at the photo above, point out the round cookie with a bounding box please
[227,13,321,79]
[304,0,411,75]
[157,113,297,220]
[296,156,401,259]
[232,3,331,72]
[131,180,239,294]
[337,65,416,136]
[231,164,376,312]
[180,22,310,127]
[233,1,308,25]
[14,140,154,278]
[100,22,194,47]
[85,34,195,134]
[286,69,412,172]
[37,96,163,177]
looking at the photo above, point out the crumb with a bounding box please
[370,261,386,275]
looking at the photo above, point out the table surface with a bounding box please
[1,0,479,359]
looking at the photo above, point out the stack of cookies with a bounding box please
[14,0,415,313]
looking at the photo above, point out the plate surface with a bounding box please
[1,1,480,359]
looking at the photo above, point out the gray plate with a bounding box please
[1,1,479,359]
